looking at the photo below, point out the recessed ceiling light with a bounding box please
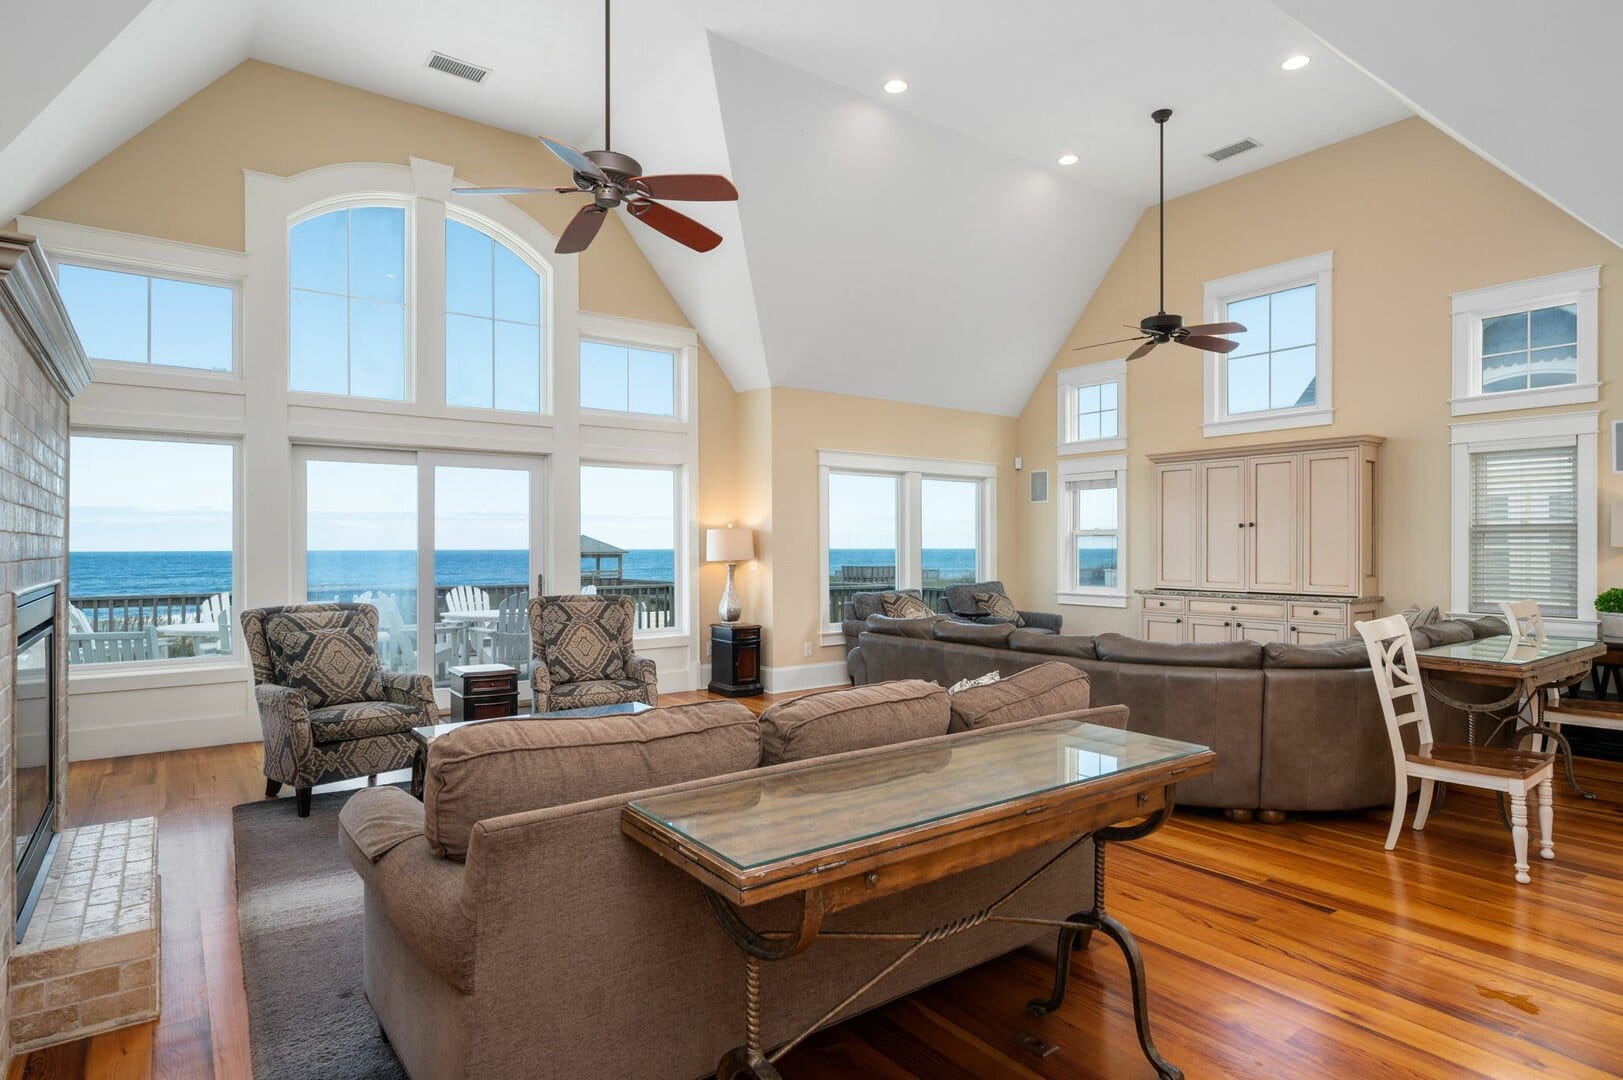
[883,78,909,94]
[1281,54,1311,71]
[1057,153,1079,166]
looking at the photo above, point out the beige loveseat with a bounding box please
[338,665,1123,1079]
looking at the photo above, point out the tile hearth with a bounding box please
[7,819,160,1052]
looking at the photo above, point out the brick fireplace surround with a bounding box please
[0,231,92,1071]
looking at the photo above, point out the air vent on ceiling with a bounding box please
[1206,137,1261,163]
[426,52,490,84]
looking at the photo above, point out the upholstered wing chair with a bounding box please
[528,594,659,712]
[937,580,1063,633]
[242,603,437,816]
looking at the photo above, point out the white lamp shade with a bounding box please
[706,526,754,563]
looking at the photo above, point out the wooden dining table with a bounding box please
[1415,634,1605,799]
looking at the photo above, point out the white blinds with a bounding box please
[1468,444,1579,618]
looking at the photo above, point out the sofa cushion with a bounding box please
[423,700,759,860]
[948,661,1092,732]
[1460,614,1509,638]
[943,581,1008,616]
[1095,633,1264,668]
[546,678,647,708]
[536,596,632,683]
[264,612,385,708]
[310,701,423,742]
[1008,630,1097,660]
[864,613,944,639]
[881,592,932,619]
[1415,619,1474,648]
[971,589,1024,626]
[847,589,923,621]
[933,621,1016,647]
[1262,638,1370,669]
[758,680,949,765]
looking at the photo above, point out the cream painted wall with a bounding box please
[1016,117,1623,635]
[765,388,1018,670]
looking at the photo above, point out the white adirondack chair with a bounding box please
[197,592,232,655]
[445,586,491,615]
[67,605,95,633]
[477,592,531,670]
[68,627,161,664]
[1355,613,1556,884]
[358,592,416,671]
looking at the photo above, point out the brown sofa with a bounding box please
[338,670,1126,1080]
[847,613,1510,815]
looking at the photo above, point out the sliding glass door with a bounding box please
[295,447,544,698]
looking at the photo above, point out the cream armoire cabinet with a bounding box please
[1143,436,1381,644]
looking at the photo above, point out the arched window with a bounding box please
[289,205,407,400]
[445,217,544,412]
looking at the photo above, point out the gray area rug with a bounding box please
[234,788,407,1080]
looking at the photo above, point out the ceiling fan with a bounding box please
[453,0,739,256]
[1074,108,1245,362]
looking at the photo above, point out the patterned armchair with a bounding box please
[528,594,659,712]
[241,603,437,817]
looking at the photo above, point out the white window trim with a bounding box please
[1449,266,1600,417]
[65,429,248,682]
[817,449,997,639]
[1057,358,1126,454]
[1056,453,1128,608]
[576,310,698,431]
[1202,250,1334,438]
[20,216,246,388]
[1449,410,1598,632]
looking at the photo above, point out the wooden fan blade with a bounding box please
[628,200,723,252]
[1127,338,1160,361]
[1181,321,1246,336]
[453,186,569,196]
[1072,334,1148,352]
[556,205,607,254]
[539,136,608,182]
[1181,334,1240,353]
[631,174,739,201]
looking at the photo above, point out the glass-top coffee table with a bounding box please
[408,700,652,798]
[623,718,1214,1080]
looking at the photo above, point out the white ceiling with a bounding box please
[31,1,1616,416]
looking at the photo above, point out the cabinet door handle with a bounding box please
[1175,618,1183,624]
[1224,621,1231,628]
[1248,521,1256,528]
[1230,604,1237,611]
[1312,609,1321,616]
[1237,522,1245,528]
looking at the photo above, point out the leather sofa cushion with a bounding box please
[1262,638,1370,669]
[1008,630,1097,660]
[423,700,760,860]
[933,621,1016,647]
[1414,620,1474,648]
[864,613,946,639]
[1095,633,1264,669]
[759,680,949,765]
[948,661,1091,732]
[1459,614,1508,638]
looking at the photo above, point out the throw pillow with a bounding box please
[881,592,932,619]
[266,621,386,709]
[1401,604,1441,628]
[972,589,1025,627]
[948,671,1001,694]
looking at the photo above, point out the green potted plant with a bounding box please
[1597,588,1623,639]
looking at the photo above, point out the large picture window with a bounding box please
[581,464,681,633]
[289,205,408,400]
[445,218,544,412]
[57,263,234,372]
[826,472,901,623]
[68,435,236,666]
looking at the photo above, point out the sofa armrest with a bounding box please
[379,670,436,714]
[1020,610,1064,633]
[254,684,314,774]
[847,645,867,685]
[339,786,426,863]
[628,653,659,702]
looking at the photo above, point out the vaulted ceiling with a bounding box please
[2,1,1612,414]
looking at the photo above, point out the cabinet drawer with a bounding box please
[1142,595,1187,613]
[1289,622,1347,646]
[1189,598,1287,620]
[1289,602,1347,623]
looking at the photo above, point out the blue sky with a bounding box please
[828,473,978,550]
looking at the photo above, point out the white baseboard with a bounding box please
[71,709,261,761]
[761,660,849,694]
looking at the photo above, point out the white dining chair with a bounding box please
[1500,600,1548,645]
[1355,613,1556,884]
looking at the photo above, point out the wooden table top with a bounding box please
[1415,635,1604,682]
[622,719,1214,909]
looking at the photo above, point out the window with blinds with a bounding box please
[1468,444,1578,617]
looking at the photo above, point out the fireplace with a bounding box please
[12,586,58,941]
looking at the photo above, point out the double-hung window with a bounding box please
[1202,252,1333,437]
[289,205,408,400]
[1451,412,1597,628]
[57,263,234,373]
[1450,267,1599,416]
[818,452,995,634]
[1057,455,1127,607]
[1057,360,1125,453]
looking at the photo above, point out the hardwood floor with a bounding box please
[14,691,1623,1078]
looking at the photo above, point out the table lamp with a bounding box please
[706,525,754,623]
